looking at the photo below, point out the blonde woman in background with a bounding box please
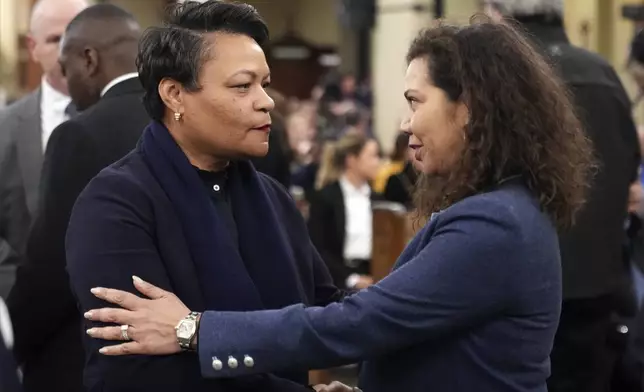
[308,133,381,290]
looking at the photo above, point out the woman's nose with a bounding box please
[256,90,275,113]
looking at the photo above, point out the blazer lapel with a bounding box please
[14,90,43,217]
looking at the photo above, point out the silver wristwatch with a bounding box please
[175,311,200,350]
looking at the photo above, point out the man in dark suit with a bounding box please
[485,2,641,391]
[0,0,88,298]
[6,4,146,391]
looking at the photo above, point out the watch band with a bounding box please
[178,311,200,350]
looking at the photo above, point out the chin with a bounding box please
[244,145,270,158]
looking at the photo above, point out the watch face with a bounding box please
[178,320,196,339]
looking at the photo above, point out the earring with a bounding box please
[174,112,182,121]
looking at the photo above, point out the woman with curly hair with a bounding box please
[83,18,594,392]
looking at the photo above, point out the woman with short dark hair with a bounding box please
[65,1,341,391]
[83,18,594,392]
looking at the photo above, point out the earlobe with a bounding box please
[458,102,470,128]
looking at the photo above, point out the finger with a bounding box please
[86,325,137,342]
[91,287,144,310]
[99,341,144,356]
[132,276,170,300]
[312,385,326,392]
[326,381,352,392]
[84,307,135,325]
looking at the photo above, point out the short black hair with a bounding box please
[137,1,269,121]
[66,3,137,35]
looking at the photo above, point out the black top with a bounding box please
[526,23,641,300]
[195,166,239,251]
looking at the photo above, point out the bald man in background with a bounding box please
[0,0,88,298]
[6,4,144,392]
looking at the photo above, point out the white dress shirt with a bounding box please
[0,298,13,349]
[340,176,373,261]
[40,78,71,151]
[101,72,139,97]
[339,177,373,288]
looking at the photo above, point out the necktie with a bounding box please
[65,102,79,118]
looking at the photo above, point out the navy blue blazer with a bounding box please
[65,146,340,392]
[197,181,562,392]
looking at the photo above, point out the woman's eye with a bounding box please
[262,81,271,89]
[235,83,251,91]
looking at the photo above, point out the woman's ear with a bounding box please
[158,78,184,116]
[456,101,470,128]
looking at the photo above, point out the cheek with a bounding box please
[409,110,433,149]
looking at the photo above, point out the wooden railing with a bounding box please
[307,202,416,385]
[371,201,416,282]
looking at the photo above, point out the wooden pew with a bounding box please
[371,202,416,282]
[307,202,417,385]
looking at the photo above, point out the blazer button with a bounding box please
[212,357,223,371]
[228,356,238,369]
[243,355,254,368]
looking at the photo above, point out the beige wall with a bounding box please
[0,0,20,93]
[371,0,481,152]
[108,0,167,29]
[444,0,482,23]
[244,0,340,46]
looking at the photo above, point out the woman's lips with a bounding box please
[409,144,423,161]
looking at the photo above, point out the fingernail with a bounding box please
[84,311,93,319]
[86,328,95,336]
[91,287,103,295]
[132,276,143,284]
[99,347,108,354]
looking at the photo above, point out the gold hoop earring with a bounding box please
[174,112,182,121]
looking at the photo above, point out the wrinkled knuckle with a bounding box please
[104,311,117,324]
[113,294,125,305]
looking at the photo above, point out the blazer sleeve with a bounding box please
[307,190,353,288]
[7,120,102,364]
[197,202,536,378]
[66,170,202,390]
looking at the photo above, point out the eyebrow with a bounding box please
[231,69,271,80]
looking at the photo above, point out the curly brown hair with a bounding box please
[407,18,595,229]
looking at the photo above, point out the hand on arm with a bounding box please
[65,172,205,390]
[84,276,189,356]
[195,206,524,378]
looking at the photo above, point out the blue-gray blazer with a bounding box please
[197,180,562,392]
